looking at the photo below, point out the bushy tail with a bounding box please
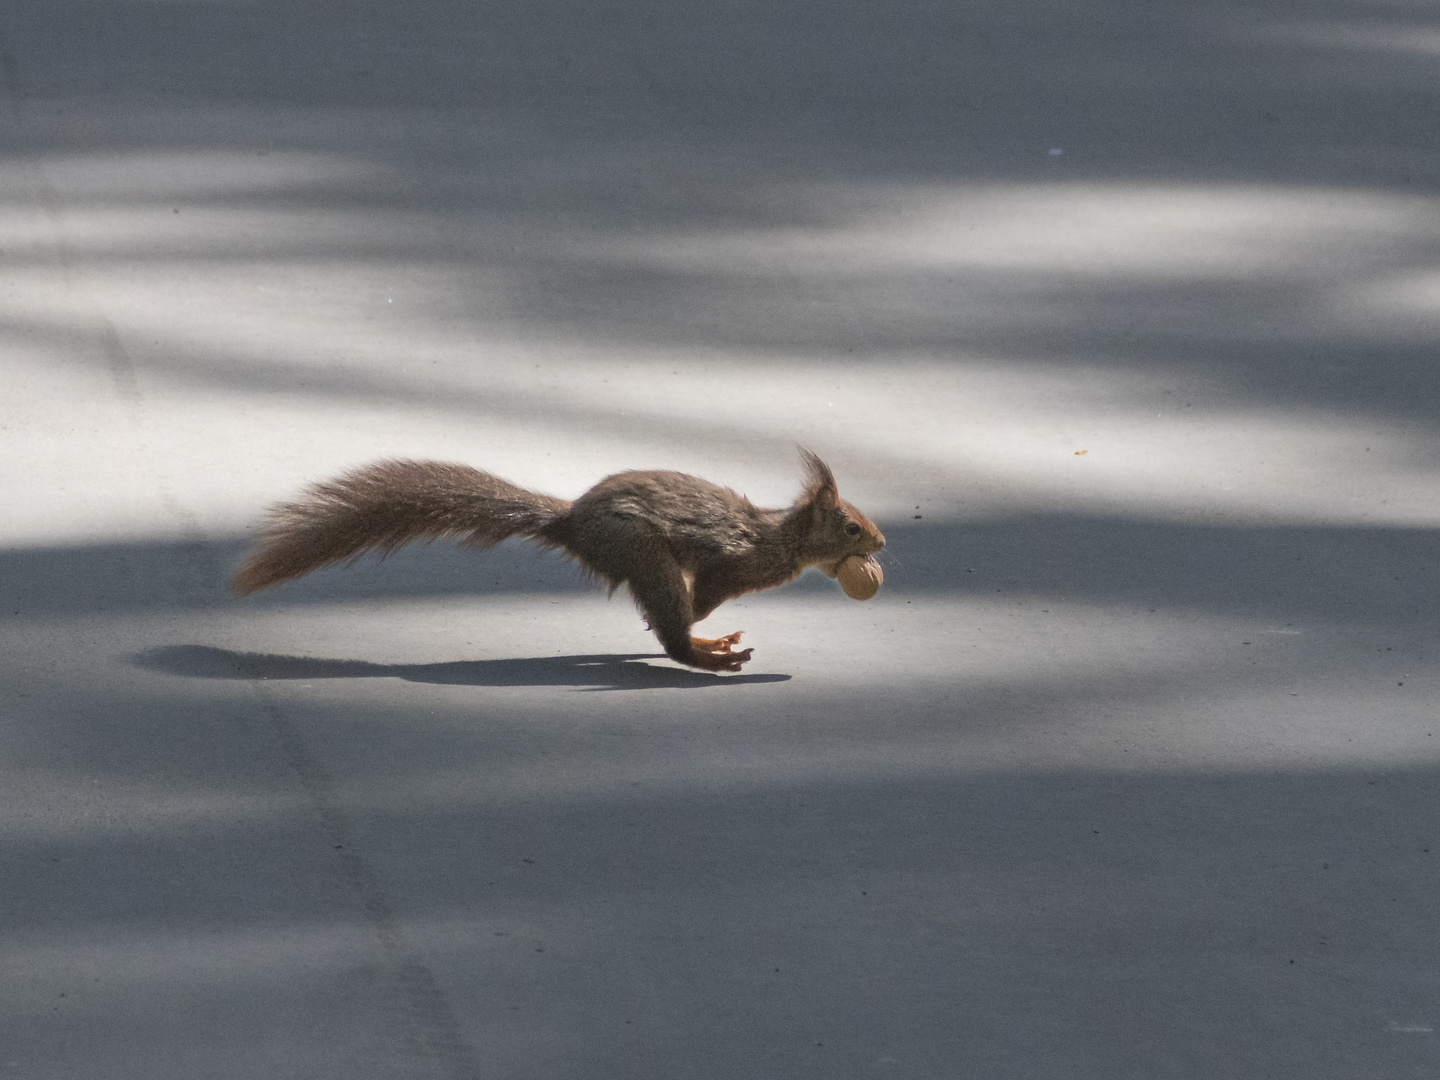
[232,460,571,594]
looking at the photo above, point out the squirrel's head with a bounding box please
[793,450,885,573]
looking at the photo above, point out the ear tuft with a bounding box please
[799,447,839,510]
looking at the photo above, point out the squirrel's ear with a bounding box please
[800,448,839,510]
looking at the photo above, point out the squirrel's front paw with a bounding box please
[692,630,744,655]
[686,634,753,671]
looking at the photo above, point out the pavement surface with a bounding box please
[4,1,1440,1077]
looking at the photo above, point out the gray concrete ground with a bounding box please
[3,0,1440,1076]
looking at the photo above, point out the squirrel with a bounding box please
[232,450,885,672]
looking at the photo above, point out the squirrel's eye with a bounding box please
[844,521,862,537]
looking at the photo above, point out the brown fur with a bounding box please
[233,451,884,672]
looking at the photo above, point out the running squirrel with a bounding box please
[232,451,885,671]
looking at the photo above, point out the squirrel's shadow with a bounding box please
[129,645,791,691]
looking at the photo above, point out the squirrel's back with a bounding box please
[550,469,792,593]
[566,470,774,553]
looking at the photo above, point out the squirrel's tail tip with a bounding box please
[231,559,282,596]
[229,573,262,596]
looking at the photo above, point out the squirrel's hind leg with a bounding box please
[627,548,752,672]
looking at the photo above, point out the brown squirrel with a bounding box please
[233,451,885,671]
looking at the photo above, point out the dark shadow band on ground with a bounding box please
[128,644,790,690]
[6,515,1439,627]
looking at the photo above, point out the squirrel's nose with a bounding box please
[873,530,886,550]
